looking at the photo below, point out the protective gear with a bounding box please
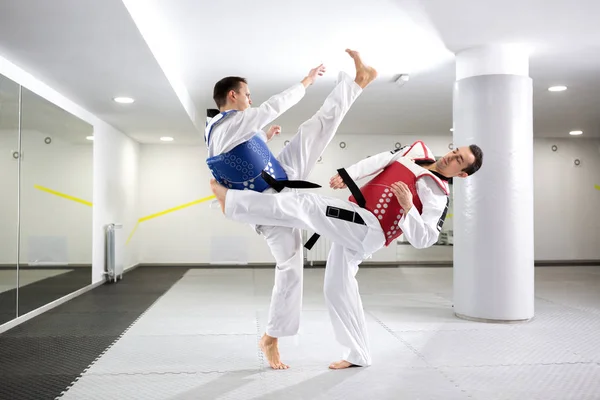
[348,141,449,246]
[206,111,289,192]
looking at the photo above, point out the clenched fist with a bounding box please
[329,173,347,189]
[266,125,281,141]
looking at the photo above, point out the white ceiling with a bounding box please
[0,0,598,145]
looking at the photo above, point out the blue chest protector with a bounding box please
[205,111,288,192]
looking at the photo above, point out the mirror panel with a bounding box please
[0,74,20,325]
[17,87,93,316]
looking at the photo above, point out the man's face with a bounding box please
[229,82,252,111]
[435,146,476,178]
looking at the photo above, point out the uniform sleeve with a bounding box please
[398,177,449,249]
[256,130,268,142]
[345,149,404,181]
[208,83,305,155]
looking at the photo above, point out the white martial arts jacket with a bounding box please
[345,141,450,249]
[204,82,307,191]
[205,83,306,157]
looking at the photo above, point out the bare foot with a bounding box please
[346,49,378,89]
[259,333,289,370]
[209,179,227,213]
[329,360,357,370]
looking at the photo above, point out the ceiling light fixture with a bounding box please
[569,130,583,136]
[450,128,454,132]
[548,86,567,92]
[160,136,174,142]
[86,136,94,141]
[113,96,135,104]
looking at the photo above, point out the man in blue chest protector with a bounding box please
[205,49,377,369]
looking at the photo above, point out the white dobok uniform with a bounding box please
[223,141,450,365]
[206,72,364,338]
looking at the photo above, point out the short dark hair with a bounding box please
[213,76,247,108]
[463,144,483,175]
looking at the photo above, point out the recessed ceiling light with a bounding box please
[113,96,135,104]
[450,128,454,132]
[160,136,174,142]
[548,86,567,92]
[86,136,94,141]
[569,130,583,136]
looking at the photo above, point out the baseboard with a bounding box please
[124,263,140,273]
[534,260,600,266]
[138,263,276,268]
[137,260,600,268]
[0,265,92,270]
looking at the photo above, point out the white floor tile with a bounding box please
[58,266,600,400]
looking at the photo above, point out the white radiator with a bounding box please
[105,223,124,283]
[303,231,332,265]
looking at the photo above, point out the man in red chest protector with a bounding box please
[210,140,484,369]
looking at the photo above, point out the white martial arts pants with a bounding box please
[226,189,385,366]
[258,72,364,338]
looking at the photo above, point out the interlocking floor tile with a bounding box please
[2,266,597,400]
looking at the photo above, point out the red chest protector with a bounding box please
[349,141,449,246]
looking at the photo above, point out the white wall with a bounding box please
[0,56,141,283]
[138,144,272,264]
[0,130,93,265]
[94,125,141,279]
[139,133,600,264]
[533,138,600,261]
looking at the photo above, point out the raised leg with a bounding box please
[324,243,372,368]
[211,180,384,256]
[278,49,378,181]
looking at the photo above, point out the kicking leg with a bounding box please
[278,49,378,181]
[324,243,371,369]
[258,225,304,370]
[211,179,384,256]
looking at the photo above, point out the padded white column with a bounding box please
[453,45,534,322]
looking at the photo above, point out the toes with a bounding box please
[272,362,289,370]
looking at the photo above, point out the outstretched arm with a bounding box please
[226,64,326,143]
[392,178,449,249]
[330,148,405,189]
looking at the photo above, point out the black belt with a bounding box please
[261,170,321,193]
[304,168,367,250]
[304,206,366,250]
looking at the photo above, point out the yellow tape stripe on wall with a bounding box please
[126,221,140,245]
[138,195,216,222]
[34,182,600,246]
[34,185,93,207]
[126,194,216,244]
[33,184,215,245]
